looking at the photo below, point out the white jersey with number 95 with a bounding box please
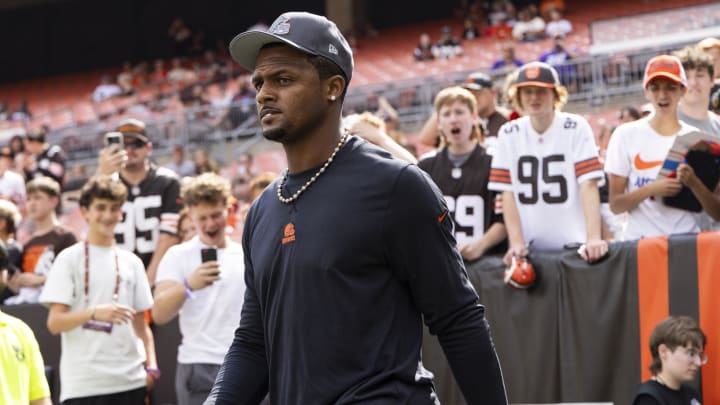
[114,166,182,267]
[489,111,603,250]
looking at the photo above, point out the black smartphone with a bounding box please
[104,131,124,148]
[201,248,217,263]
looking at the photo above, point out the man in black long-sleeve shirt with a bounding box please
[205,11,507,405]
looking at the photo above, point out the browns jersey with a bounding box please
[489,111,603,250]
[114,165,182,267]
[419,144,506,255]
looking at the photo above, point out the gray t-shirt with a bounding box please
[678,109,720,135]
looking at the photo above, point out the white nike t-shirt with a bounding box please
[604,118,699,240]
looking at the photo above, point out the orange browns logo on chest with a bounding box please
[282,222,296,245]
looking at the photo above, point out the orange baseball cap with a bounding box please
[643,55,686,88]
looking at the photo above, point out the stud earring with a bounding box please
[329,95,336,101]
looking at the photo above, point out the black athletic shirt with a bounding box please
[207,137,507,405]
[418,144,507,257]
[632,379,702,405]
[114,165,182,267]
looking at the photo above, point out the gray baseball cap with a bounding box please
[229,11,354,83]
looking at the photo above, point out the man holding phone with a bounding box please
[152,173,244,405]
[96,118,182,286]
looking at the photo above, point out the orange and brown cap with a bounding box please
[115,118,150,143]
[462,72,494,90]
[515,62,560,89]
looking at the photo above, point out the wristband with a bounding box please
[183,277,195,299]
[146,367,161,382]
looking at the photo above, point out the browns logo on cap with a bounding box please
[515,62,560,89]
[525,66,540,80]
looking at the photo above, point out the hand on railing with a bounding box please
[578,239,608,263]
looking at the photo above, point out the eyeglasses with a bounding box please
[682,348,709,365]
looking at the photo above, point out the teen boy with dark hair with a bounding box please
[5,176,76,304]
[632,315,707,405]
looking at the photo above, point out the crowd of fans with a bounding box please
[0,3,718,306]
[415,2,572,62]
[0,44,716,284]
[82,51,255,130]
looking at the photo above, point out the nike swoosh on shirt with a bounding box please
[437,210,448,223]
[633,153,664,170]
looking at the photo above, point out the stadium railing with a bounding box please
[37,48,695,162]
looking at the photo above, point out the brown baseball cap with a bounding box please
[115,118,150,143]
[462,72,494,90]
[515,62,560,89]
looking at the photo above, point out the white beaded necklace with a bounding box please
[276,132,350,204]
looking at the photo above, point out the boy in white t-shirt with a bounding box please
[152,173,245,405]
[39,176,158,404]
[489,62,607,265]
[604,55,718,240]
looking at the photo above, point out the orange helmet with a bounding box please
[504,256,536,289]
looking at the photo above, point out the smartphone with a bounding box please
[201,248,217,263]
[104,131,124,148]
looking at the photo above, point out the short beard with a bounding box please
[263,127,286,142]
[123,160,144,172]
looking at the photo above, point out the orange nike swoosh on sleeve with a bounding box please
[437,210,448,223]
[634,153,664,170]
